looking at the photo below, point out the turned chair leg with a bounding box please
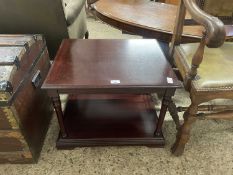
[171,103,197,156]
[168,100,180,130]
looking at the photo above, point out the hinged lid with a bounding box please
[0,34,45,106]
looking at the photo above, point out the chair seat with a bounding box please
[174,42,233,90]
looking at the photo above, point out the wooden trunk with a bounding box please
[0,34,53,163]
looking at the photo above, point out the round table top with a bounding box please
[94,0,233,42]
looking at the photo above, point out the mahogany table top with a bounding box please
[94,0,233,42]
[42,39,180,93]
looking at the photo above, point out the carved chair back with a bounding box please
[197,0,233,17]
[168,0,233,156]
[170,0,232,89]
[197,0,233,24]
[183,0,233,26]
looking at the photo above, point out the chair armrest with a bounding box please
[183,0,226,48]
[64,0,86,26]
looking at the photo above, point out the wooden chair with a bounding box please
[0,0,88,58]
[169,0,233,156]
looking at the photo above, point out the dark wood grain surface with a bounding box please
[94,0,233,42]
[43,39,180,93]
[43,39,181,149]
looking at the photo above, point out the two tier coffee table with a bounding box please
[42,39,181,149]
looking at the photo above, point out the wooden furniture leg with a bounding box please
[51,93,67,138]
[171,103,197,156]
[154,90,172,136]
[168,100,181,130]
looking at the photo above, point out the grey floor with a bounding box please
[0,17,232,175]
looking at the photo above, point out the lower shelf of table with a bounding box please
[57,94,165,149]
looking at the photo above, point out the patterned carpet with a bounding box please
[0,17,232,175]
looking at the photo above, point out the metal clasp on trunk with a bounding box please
[0,81,13,94]
[0,56,20,70]
[32,70,42,88]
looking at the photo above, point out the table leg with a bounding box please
[51,93,67,138]
[168,100,180,130]
[154,90,172,136]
